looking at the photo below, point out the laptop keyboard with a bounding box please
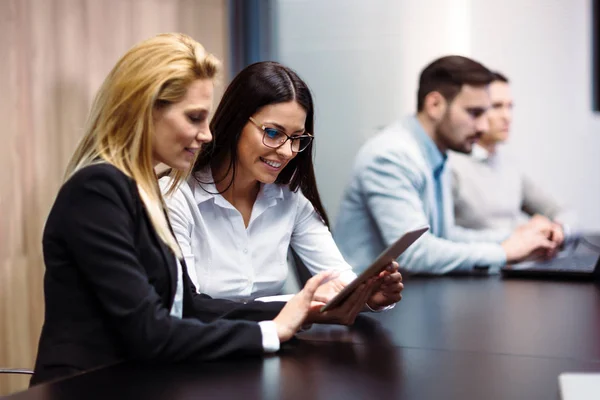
[532,254,598,272]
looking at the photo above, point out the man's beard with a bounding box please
[435,113,480,154]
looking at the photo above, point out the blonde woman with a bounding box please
[31,33,375,386]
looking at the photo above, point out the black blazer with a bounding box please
[31,163,285,386]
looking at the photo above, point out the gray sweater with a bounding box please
[449,145,575,232]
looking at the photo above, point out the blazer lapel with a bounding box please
[135,187,178,308]
[161,210,183,308]
[155,238,178,309]
[143,207,178,308]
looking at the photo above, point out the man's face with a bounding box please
[481,81,513,144]
[435,84,491,154]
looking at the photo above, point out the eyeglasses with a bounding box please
[248,117,313,153]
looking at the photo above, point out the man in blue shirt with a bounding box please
[334,56,557,274]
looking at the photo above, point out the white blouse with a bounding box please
[160,171,356,302]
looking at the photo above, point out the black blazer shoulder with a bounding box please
[32,163,284,386]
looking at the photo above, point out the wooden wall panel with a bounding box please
[0,0,229,395]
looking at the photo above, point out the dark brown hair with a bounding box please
[417,55,495,111]
[491,71,509,83]
[192,61,330,227]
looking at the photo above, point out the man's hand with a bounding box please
[516,214,564,259]
[502,228,556,264]
[519,214,552,236]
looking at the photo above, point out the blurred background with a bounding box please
[1,0,598,394]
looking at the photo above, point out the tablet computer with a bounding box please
[320,225,429,312]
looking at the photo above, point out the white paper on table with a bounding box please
[559,373,600,400]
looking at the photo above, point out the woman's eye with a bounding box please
[188,114,205,123]
[264,128,280,138]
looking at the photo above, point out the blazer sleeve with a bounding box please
[358,150,506,274]
[59,165,275,362]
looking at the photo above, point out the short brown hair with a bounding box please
[417,55,494,111]
[491,71,509,83]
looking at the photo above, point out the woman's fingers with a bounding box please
[339,278,377,324]
[301,271,335,300]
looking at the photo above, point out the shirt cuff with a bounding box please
[338,269,358,285]
[258,321,280,353]
[484,244,508,274]
[560,223,572,242]
[365,302,396,313]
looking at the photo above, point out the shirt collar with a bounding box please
[190,170,218,205]
[406,115,447,178]
[191,167,284,207]
[261,181,284,201]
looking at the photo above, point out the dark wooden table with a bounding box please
[5,276,600,400]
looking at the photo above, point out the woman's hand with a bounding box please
[314,262,404,311]
[313,278,346,304]
[366,261,404,310]
[273,272,380,342]
[306,278,378,325]
[272,271,334,342]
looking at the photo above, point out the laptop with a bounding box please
[501,234,600,280]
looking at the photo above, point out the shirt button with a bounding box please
[243,248,248,254]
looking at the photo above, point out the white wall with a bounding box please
[274,0,600,230]
[471,0,600,230]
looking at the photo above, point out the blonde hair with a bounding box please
[65,33,220,257]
